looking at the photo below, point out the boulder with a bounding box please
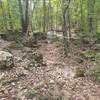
[0,51,14,69]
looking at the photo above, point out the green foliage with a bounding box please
[87,52,100,81]
[0,0,99,45]
[80,50,100,61]
[88,62,100,81]
[81,50,96,59]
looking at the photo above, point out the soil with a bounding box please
[0,38,100,100]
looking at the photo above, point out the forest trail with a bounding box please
[0,39,100,100]
[38,42,100,100]
[40,43,75,79]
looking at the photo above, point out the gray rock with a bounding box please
[0,51,14,69]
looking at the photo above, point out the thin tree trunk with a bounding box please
[68,1,71,38]
[0,2,8,31]
[43,0,46,33]
[25,0,29,34]
[80,0,83,32]
[18,0,25,33]
[88,0,95,33]
[7,0,13,31]
[62,0,70,56]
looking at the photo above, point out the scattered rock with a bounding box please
[0,38,100,100]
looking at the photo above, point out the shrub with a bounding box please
[87,53,100,81]
[87,62,100,81]
[80,50,99,61]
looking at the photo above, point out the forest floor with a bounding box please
[0,38,100,100]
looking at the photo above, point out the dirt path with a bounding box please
[39,43,100,100]
[40,43,75,79]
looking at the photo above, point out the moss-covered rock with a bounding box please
[0,51,14,69]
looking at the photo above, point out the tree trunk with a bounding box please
[18,0,26,33]
[68,1,71,38]
[0,2,8,31]
[43,0,46,33]
[88,0,95,33]
[7,0,13,31]
[80,0,83,32]
[25,0,29,34]
[62,0,70,56]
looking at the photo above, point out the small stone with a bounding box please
[11,82,16,86]
[50,80,55,84]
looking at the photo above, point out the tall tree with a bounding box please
[18,0,29,34]
[18,0,25,33]
[62,0,70,56]
[24,0,29,34]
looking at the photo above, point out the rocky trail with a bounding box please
[0,39,100,100]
